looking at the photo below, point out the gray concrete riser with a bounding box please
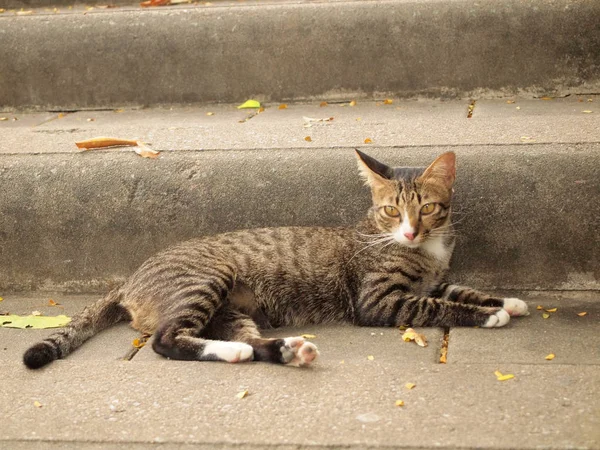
[0,146,598,292]
[1,0,599,109]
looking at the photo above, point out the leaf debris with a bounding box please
[1,314,71,329]
[395,400,404,407]
[383,99,393,105]
[304,136,312,142]
[236,390,249,399]
[367,355,374,361]
[76,137,138,150]
[542,313,550,319]
[401,328,428,347]
[48,299,60,306]
[320,101,328,107]
[33,401,42,408]
[405,383,416,390]
[349,100,357,107]
[545,353,555,361]
[278,104,288,110]
[536,305,543,310]
[494,370,514,381]
[301,334,316,339]
[237,99,261,109]
[545,308,557,313]
[364,138,372,144]
[577,312,587,317]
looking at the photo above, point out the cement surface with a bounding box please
[1,0,599,109]
[2,97,599,154]
[1,291,598,449]
[0,100,598,292]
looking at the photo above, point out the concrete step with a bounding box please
[0,98,598,292]
[1,0,599,110]
[1,291,598,449]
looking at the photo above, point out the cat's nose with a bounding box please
[403,232,416,241]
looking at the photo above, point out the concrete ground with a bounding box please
[1,291,599,449]
[1,97,599,448]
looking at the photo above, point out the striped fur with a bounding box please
[23,150,527,369]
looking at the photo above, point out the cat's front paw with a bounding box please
[482,308,510,328]
[280,337,319,367]
[502,298,529,317]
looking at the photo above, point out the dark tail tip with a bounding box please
[23,342,57,369]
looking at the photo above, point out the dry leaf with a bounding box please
[303,116,334,128]
[367,355,374,361]
[236,390,248,399]
[536,305,543,310]
[545,308,557,313]
[33,401,42,408]
[495,371,514,381]
[395,400,404,407]
[506,100,515,104]
[237,99,261,109]
[364,138,372,144]
[134,141,160,159]
[206,112,214,116]
[31,310,42,316]
[301,334,316,339]
[439,352,447,364]
[278,104,288,110]
[349,100,357,107]
[87,118,95,122]
[540,96,553,100]
[304,136,312,142]
[17,10,34,14]
[1,314,71,329]
[405,383,416,390]
[401,328,428,347]
[258,107,265,113]
[545,353,555,360]
[520,136,535,141]
[383,99,393,105]
[582,110,593,113]
[0,297,3,302]
[0,9,5,13]
[542,313,550,319]
[577,312,587,317]
[0,117,8,121]
[76,137,138,150]
[140,0,170,6]
[320,101,328,107]
[516,106,521,110]
[132,338,146,349]
[114,109,124,113]
[48,299,59,306]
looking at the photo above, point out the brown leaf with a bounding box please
[134,141,160,159]
[319,101,328,107]
[364,138,373,144]
[48,299,59,306]
[545,353,555,360]
[545,308,557,313]
[577,312,587,317]
[76,137,139,150]
[401,328,428,347]
[349,100,357,107]
[140,0,169,6]
[395,400,404,407]
[304,136,312,142]
[278,104,288,110]
[383,99,393,105]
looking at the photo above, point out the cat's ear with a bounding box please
[420,151,456,189]
[355,150,393,187]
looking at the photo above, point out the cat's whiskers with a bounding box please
[349,234,396,262]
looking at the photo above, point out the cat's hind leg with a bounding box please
[203,306,319,367]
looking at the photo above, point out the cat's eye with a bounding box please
[421,203,435,215]
[383,206,400,217]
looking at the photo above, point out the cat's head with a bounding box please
[356,150,455,248]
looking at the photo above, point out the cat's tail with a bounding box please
[23,288,128,369]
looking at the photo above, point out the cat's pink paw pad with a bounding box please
[482,309,510,328]
[502,298,529,316]
[281,337,320,367]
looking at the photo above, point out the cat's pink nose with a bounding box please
[403,232,416,241]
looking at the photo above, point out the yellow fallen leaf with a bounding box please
[364,138,373,144]
[545,353,555,360]
[439,351,447,364]
[542,313,550,319]
[414,333,428,347]
[495,370,514,381]
[0,9,5,13]
[236,390,248,399]
[16,10,34,15]
[33,401,42,408]
[1,314,71,329]
[395,400,404,407]
[237,99,261,109]
[48,299,59,306]
[405,383,416,390]
[367,355,374,361]
[536,305,543,310]
[76,137,139,150]
[401,328,428,347]
[132,337,147,348]
[319,101,328,107]
[206,112,214,116]
[497,374,515,381]
[545,308,557,313]
[301,334,316,339]
[516,106,521,110]
[0,117,8,121]
[134,141,160,159]
[506,100,515,104]
[258,107,265,113]
[349,100,357,107]
[540,96,553,100]
[114,109,124,113]
[278,104,288,110]
[0,297,3,302]
[582,110,593,113]
[304,136,312,142]
[383,99,393,105]
[577,312,587,317]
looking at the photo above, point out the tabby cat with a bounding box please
[24,150,528,369]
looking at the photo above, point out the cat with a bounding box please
[23,150,528,369]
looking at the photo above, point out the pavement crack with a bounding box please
[439,327,450,363]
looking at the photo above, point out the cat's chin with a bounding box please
[394,238,421,249]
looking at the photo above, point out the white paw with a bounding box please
[502,298,529,316]
[482,309,510,328]
[280,337,320,367]
[203,341,254,363]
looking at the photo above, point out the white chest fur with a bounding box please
[421,234,453,267]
